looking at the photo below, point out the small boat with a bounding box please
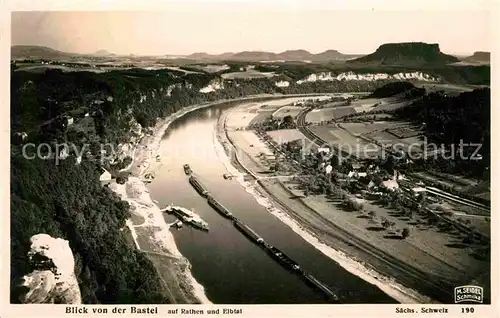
[183,164,192,175]
[144,172,155,179]
[223,173,233,180]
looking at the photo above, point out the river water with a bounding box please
[147,103,396,304]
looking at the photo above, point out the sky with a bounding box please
[10,1,491,56]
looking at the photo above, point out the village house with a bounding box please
[99,167,113,185]
[347,171,368,179]
[65,116,74,126]
[381,179,399,191]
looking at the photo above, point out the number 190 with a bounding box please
[462,307,475,314]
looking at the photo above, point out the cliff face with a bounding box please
[349,42,460,65]
[17,234,82,304]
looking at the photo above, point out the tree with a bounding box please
[381,217,392,229]
[401,228,410,239]
[283,115,294,126]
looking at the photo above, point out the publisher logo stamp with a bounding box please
[454,285,483,303]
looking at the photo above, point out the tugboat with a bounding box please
[183,164,192,175]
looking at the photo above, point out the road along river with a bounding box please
[146,100,397,304]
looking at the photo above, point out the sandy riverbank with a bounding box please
[215,101,490,304]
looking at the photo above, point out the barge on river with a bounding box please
[264,243,302,273]
[233,219,264,244]
[207,195,234,219]
[189,175,209,197]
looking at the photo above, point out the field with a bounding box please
[410,171,491,203]
[266,129,306,144]
[247,111,274,126]
[343,121,424,155]
[305,106,357,123]
[309,125,381,159]
[350,98,385,112]
[308,120,425,159]
[15,64,107,73]
[303,97,408,124]
[272,106,305,119]
[371,99,416,112]
[417,83,475,94]
[189,64,230,73]
[242,97,333,126]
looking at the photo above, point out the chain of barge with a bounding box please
[186,169,337,301]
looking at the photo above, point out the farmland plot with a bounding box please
[248,111,274,126]
[305,106,357,123]
[272,106,305,119]
[267,129,306,144]
[338,121,425,155]
[309,125,382,159]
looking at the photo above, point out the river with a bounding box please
[146,102,397,304]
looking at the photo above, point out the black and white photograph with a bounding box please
[3,1,496,316]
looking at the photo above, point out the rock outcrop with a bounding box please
[17,234,82,304]
[348,42,460,65]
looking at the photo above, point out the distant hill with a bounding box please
[11,45,74,59]
[310,49,345,61]
[348,42,460,65]
[186,52,218,59]
[186,52,236,60]
[462,51,490,64]
[231,51,280,61]
[12,45,357,62]
[186,49,356,62]
[11,45,117,59]
[93,49,115,57]
[276,49,311,61]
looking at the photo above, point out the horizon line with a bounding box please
[10,43,485,58]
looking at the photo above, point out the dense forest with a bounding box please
[11,156,169,303]
[370,81,426,98]
[393,88,490,178]
[10,64,490,303]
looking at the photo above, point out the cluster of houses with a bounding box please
[313,146,430,201]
